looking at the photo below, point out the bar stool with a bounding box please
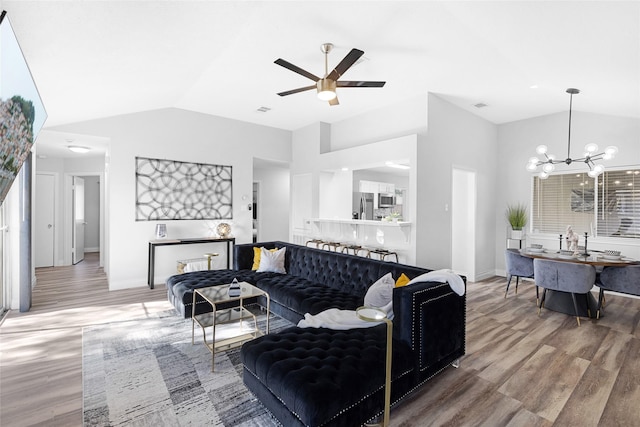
[321,241,343,252]
[340,244,363,256]
[305,239,325,248]
[367,248,399,262]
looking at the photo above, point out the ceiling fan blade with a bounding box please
[277,85,316,96]
[327,48,364,81]
[329,97,339,106]
[337,81,386,88]
[274,58,320,82]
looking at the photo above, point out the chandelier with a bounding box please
[526,88,618,179]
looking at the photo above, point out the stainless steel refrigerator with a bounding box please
[358,193,374,220]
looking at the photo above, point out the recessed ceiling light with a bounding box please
[256,106,271,113]
[473,102,488,109]
[67,145,91,153]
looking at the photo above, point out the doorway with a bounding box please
[451,168,476,281]
[64,173,103,267]
[72,176,85,264]
[252,182,259,243]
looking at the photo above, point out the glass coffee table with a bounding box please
[191,282,270,371]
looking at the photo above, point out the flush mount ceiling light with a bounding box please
[526,88,618,179]
[67,145,91,153]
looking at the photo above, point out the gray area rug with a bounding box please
[83,308,291,426]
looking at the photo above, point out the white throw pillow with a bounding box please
[364,272,395,308]
[257,246,286,273]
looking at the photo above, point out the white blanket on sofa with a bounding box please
[297,308,383,329]
[406,269,466,296]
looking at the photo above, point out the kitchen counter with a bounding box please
[301,218,415,264]
[308,218,411,227]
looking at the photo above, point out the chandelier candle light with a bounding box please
[526,88,618,179]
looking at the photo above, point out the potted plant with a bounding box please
[506,203,528,239]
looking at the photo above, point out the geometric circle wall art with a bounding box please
[135,157,232,221]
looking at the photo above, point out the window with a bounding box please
[597,169,640,238]
[532,168,640,239]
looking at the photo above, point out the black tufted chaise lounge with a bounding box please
[166,241,466,426]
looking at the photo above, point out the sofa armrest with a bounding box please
[392,279,466,381]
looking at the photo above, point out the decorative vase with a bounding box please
[217,222,231,238]
[155,224,167,239]
[510,229,523,240]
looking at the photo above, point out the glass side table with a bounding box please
[192,282,270,372]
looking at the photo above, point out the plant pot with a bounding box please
[510,229,523,240]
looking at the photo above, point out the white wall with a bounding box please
[417,93,498,278]
[253,166,290,242]
[319,170,353,220]
[330,95,428,151]
[495,111,640,274]
[84,175,100,251]
[50,108,291,289]
[3,171,22,309]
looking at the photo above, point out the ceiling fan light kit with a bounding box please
[317,78,337,100]
[526,88,618,179]
[275,42,385,106]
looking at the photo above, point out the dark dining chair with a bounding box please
[504,249,536,300]
[533,258,596,326]
[596,265,640,319]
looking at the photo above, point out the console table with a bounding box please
[147,237,235,289]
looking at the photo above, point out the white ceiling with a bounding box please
[4,1,640,158]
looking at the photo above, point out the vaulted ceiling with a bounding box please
[4,1,640,156]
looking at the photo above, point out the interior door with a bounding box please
[35,173,55,267]
[72,176,85,265]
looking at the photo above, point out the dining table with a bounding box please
[519,248,639,318]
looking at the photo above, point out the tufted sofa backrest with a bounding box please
[235,241,467,382]
[234,241,432,297]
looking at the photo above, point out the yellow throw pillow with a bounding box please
[252,247,278,270]
[395,273,411,287]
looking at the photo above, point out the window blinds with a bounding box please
[532,169,640,239]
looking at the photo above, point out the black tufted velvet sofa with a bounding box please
[166,241,466,426]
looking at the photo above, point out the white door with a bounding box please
[72,176,85,265]
[35,173,55,267]
[451,168,476,281]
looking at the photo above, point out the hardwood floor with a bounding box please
[1,254,639,426]
[0,253,170,426]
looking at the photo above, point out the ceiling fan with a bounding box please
[274,43,386,106]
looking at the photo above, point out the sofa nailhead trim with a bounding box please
[245,361,414,426]
[244,367,308,426]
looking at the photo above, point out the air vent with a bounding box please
[256,106,271,113]
[474,102,488,109]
